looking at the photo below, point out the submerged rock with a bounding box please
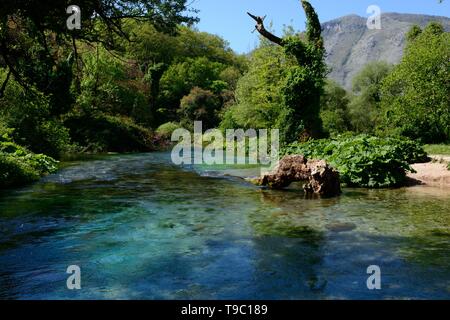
[325,222,357,233]
[258,155,341,197]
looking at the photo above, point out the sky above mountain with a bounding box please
[190,0,450,53]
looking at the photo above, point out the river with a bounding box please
[0,152,449,299]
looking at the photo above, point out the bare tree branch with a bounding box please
[247,12,284,46]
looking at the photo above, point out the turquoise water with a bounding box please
[0,152,449,299]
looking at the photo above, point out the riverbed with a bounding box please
[0,153,449,299]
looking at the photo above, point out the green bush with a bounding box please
[179,87,221,129]
[348,61,392,134]
[64,111,155,153]
[156,122,182,139]
[0,126,58,188]
[320,80,352,136]
[282,134,427,188]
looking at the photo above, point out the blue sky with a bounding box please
[189,0,450,53]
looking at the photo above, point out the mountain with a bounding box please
[322,13,450,89]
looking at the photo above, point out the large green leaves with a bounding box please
[282,134,428,188]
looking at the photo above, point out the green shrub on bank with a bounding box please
[156,122,182,139]
[282,134,428,188]
[424,144,450,156]
[0,126,58,188]
[64,111,155,153]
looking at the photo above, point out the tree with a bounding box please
[348,61,392,134]
[158,57,227,117]
[179,87,221,129]
[0,0,198,105]
[220,42,292,131]
[380,23,450,143]
[122,22,246,125]
[320,80,351,136]
[0,1,198,157]
[247,0,326,142]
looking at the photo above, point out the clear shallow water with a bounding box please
[0,152,449,300]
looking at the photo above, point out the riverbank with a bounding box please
[407,155,450,188]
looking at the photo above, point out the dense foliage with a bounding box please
[0,122,58,188]
[380,23,450,143]
[282,135,428,188]
[317,22,449,146]
[279,1,326,142]
[320,80,352,136]
[224,0,326,143]
[0,0,249,187]
[0,0,204,187]
[178,87,222,130]
[220,42,292,132]
[348,61,392,134]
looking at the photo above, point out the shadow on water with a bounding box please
[0,153,449,299]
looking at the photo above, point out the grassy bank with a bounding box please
[424,144,450,156]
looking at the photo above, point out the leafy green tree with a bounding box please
[179,87,221,129]
[247,0,326,142]
[0,68,71,158]
[0,0,198,103]
[156,122,182,139]
[220,42,292,131]
[348,61,392,134]
[320,80,351,136]
[380,23,450,143]
[123,23,246,116]
[0,0,199,161]
[158,57,227,118]
[174,27,246,67]
[76,46,151,125]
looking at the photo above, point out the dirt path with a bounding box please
[407,155,450,187]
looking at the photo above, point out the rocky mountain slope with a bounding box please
[322,13,450,89]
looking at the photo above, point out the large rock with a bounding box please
[259,155,341,197]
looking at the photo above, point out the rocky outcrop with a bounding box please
[259,155,341,197]
[322,13,450,89]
